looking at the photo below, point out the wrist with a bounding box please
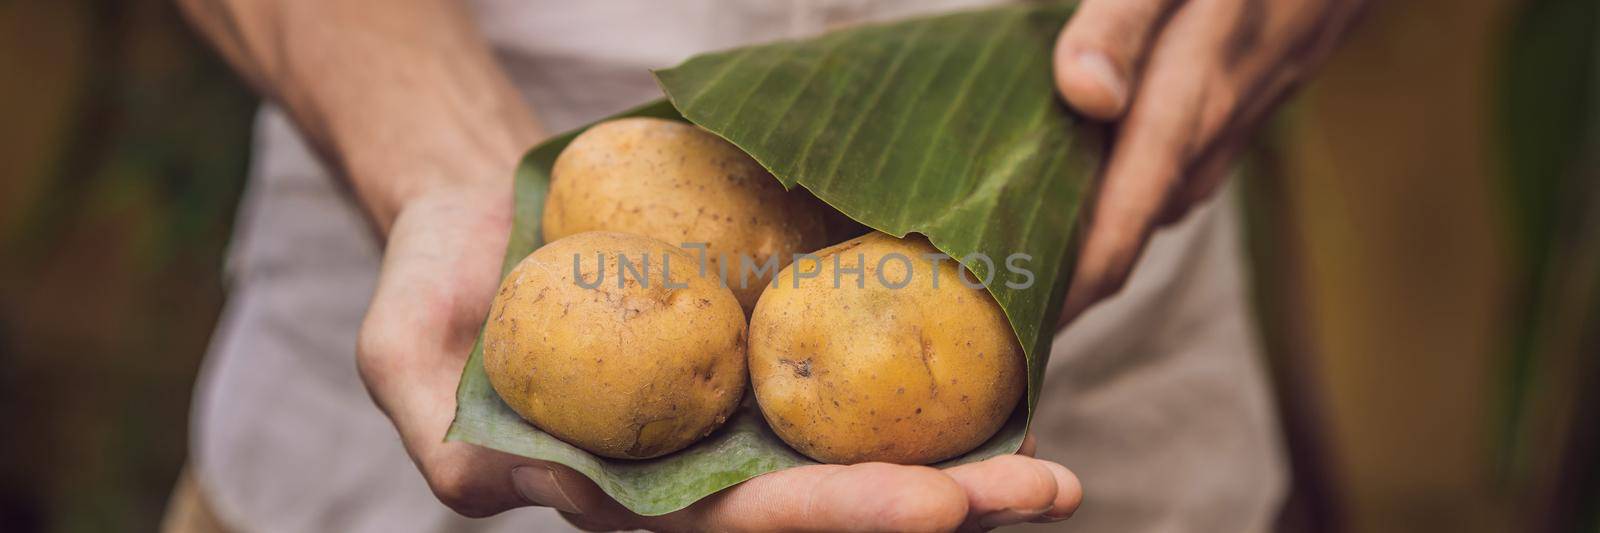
[339,113,540,234]
[381,176,517,269]
[352,153,509,231]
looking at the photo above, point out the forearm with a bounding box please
[178,0,541,231]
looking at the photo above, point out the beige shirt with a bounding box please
[191,1,1286,531]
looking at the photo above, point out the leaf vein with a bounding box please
[813,22,936,188]
[718,46,797,133]
[754,35,852,148]
[683,46,760,113]
[895,15,1016,227]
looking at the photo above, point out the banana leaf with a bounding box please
[447,3,1101,515]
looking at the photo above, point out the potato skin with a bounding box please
[748,232,1025,465]
[543,117,830,311]
[484,231,747,459]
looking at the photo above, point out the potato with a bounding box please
[544,117,830,312]
[748,232,1025,464]
[484,231,747,459]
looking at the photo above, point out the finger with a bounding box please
[1158,82,1284,226]
[1159,126,1250,226]
[1030,461,1084,523]
[411,442,564,518]
[677,463,968,533]
[945,455,1062,529]
[1053,0,1184,120]
[363,291,557,518]
[530,465,649,531]
[1058,23,1205,324]
[1161,10,1324,226]
[564,463,969,533]
[361,301,539,516]
[1058,0,1234,326]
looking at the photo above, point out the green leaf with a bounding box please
[655,2,1099,410]
[448,3,1097,516]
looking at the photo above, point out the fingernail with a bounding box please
[1031,508,1075,523]
[512,466,581,514]
[1077,51,1127,110]
[978,505,1055,528]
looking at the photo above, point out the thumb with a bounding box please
[1053,0,1182,120]
[510,464,586,515]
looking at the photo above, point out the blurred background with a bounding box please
[0,0,1593,532]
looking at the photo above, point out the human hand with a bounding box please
[355,185,1082,531]
[559,434,1080,532]
[1052,0,1367,323]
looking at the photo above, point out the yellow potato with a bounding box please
[748,232,1026,464]
[544,117,830,312]
[484,231,747,459]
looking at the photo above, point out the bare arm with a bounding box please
[177,0,540,230]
